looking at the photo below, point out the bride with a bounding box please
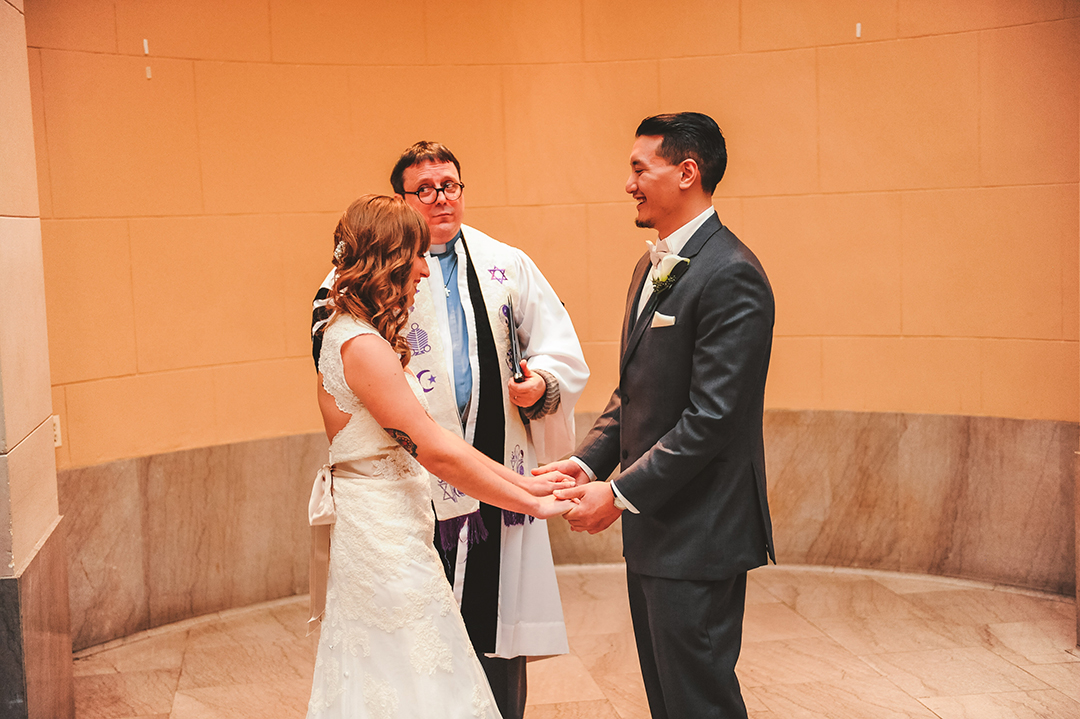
[307,195,574,718]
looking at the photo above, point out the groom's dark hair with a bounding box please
[390,141,462,195]
[636,112,727,194]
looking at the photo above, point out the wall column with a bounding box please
[0,1,74,716]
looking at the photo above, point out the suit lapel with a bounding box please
[620,260,690,374]
[622,255,651,350]
[620,212,723,373]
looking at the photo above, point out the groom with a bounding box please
[543,112,775,719]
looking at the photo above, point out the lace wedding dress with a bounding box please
[308,314,499,719]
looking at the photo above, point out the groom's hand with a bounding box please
[554,482,622,534]
[533,459,589,486]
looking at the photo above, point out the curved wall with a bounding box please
[60,409,1075,652]
[24,1,1079,470]
[553,410,1077,598]
[20,1,1079,650]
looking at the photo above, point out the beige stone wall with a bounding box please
[19,1,1079,469]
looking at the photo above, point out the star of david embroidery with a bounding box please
[438,478,464,502]
[488,266,508,284]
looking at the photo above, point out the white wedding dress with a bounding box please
[307,314,500,719]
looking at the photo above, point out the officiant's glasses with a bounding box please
[403,182,465,204]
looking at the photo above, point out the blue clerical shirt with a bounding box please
[433,232,472,417]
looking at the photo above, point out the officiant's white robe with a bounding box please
[427,225,588,658]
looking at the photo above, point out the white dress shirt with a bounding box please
[635,206,716,320]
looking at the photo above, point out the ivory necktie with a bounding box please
[647,238,670,269]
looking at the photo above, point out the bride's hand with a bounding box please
[515,470,576,497]
[532,494,577,520]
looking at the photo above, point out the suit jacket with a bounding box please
[577,212,775,581]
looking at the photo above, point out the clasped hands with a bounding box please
[529,460,623,534]
[506,365,619,531]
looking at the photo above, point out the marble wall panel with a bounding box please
[548,514,623,566]
[219,440,296,609]
[0,574,27,717]
[765,411,903,570]
[139,433,327,630]
[283,433,330,595]
[60,433,327,650]
[897,414,1076,595]
[56,411,1075,652]
[217,436,321,609]
[0,520,74,718]
[766,410,1076,596]
[57,459,147,650]
[19,519,74,719]
[142,443,241,626]
[539,407,1074,593]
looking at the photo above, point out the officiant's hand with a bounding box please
[553,482,622,534]
[507,361,545,408]
[516,469,576,497]
[533,459,590,486]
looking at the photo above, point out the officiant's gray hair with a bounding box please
[390,141,462,195]
[636,112,727,195]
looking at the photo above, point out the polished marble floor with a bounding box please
[73,564,1079,719]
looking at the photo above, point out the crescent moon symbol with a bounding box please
[416,370,436,392]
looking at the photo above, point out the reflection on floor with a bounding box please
[72,564,1079,719]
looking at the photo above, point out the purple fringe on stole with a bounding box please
[437,510,488,552]
[501,510,535,526]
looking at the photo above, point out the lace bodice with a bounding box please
[319,314,427,466]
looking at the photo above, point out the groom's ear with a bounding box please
[677,158,701,191]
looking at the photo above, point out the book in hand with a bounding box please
[508,294,525,383]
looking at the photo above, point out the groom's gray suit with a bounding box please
[576,211,775,718]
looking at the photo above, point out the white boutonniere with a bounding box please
[651,254,690,294]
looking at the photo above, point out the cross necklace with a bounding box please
[442,252,459,297]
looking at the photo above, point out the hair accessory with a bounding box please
[333,241,346,264]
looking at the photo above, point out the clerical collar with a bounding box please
[429,230,463,257]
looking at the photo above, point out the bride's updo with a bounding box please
[328,195,430,367]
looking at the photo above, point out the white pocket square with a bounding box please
[651,312,676,328]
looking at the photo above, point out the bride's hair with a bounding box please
[327,195,430,367]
